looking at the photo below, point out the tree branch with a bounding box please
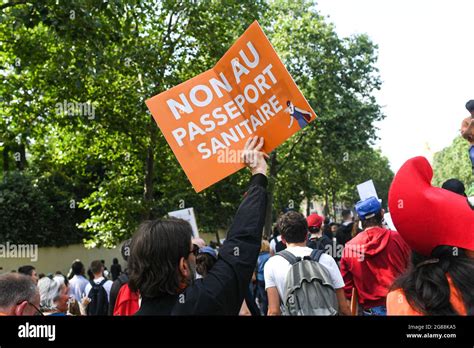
[275,131,306,175]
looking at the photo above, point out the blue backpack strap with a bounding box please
[276,250,300,265]
[310,249,324,262]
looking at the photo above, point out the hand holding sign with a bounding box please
[241,136,269,176]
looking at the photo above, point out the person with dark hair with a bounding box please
[0,273,41,316]
[306,213,332,252]
[196,246,218,278]
[109,239,138,316]
[110,258,122,281]
[335,210,358,263]
[442,178,466,197]
[461,99,474,173]
[68,260,88,303]
[340,196,410,316]
[193,244,260,316]
[128,136,268,315]
[100,259,110,279]
[264,210,350,316]
[466,99,474,112]
[389,246,474,315]
[85,260,113,315]
[387,156,474,315]
[335,210,354,249]
[87,268,94,281]
[209,240,218,250]
[321,217,332,240]
[269,223,286,256]
[17,265,38,285]
[330,222,340,236]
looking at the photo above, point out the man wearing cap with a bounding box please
[306,213,332,252]
[461,99,474,173]
[340,196,410,316]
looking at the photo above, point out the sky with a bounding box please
[316,0,474,172]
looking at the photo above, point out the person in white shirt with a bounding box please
[269,234,283,255]
[84,260,113,302]
[68,261,89,302]
[269,225,286,256]
[264,211,351,316]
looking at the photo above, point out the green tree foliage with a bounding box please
[1,0,392,247]
[0,171,86,246]
[264,0,390,224]
[432,136,473,188]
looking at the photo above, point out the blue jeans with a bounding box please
[362,305,387,316]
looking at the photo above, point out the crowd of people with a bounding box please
[1,132,473,317]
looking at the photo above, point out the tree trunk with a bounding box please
[324,192,329,217]
[332,190,336,218]
[264,150,278,239]
[3,145,9,173]
[15,143,26,171]
[144,117,156,219]
[306,196,311,216]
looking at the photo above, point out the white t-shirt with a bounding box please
[264,246,345,301]
[84,277,113,301]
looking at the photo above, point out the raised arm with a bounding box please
[178,137,268,315]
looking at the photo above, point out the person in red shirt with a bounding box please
[340,196,410,316]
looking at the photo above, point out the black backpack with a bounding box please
[87,279,109,316]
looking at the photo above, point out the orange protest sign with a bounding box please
[145,21,317,192]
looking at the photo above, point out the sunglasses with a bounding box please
[17,301,44,316]
[189,244,200,257]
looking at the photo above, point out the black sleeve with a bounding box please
[174,174,268,315]
[336,225,351,245]
[322,235,333,251]
[108,279,122,316]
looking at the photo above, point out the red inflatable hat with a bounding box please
[388,156,474,256]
